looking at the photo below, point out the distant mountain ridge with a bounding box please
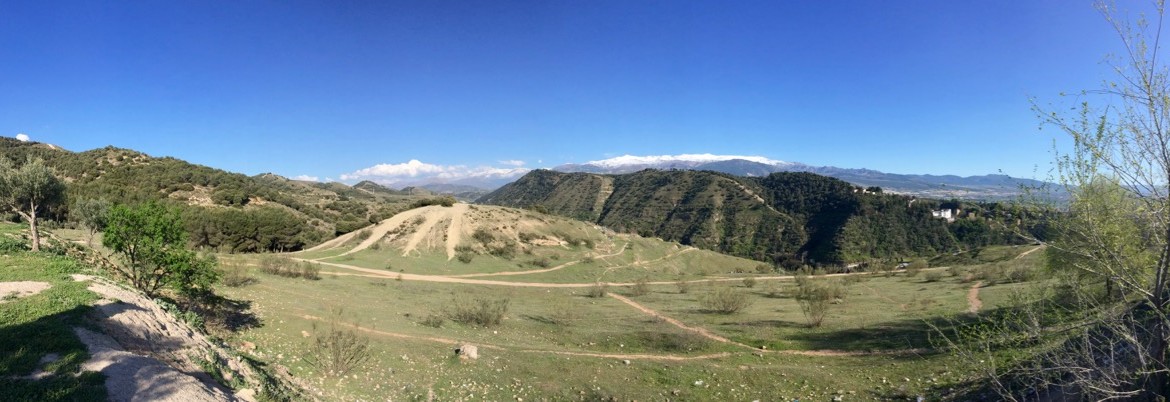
[554,155,1048,200]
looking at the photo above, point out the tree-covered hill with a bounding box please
[480,169,1039,266]
[0,138,422,252]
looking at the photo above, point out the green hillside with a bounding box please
[479,169,1017,266]
[0,138,423,252]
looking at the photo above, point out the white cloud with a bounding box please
[585,153,790,168]
[499,159,526,167]
[15,133,29,142]
[292,175,320,182]
[341,160,530,185]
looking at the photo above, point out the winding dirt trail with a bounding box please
[300,313,730,361]
[967,281,984,314]
[1015,245,1044,260]
[607,293,743,346]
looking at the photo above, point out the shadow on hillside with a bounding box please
[785,314,983,354]
[0,305,106,402]
[187,294,261,334]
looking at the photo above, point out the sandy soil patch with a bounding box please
[0,281,51,302]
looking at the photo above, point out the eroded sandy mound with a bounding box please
[72,275,260,402]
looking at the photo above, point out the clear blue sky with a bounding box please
[0,1,1149,185]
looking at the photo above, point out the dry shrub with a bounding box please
[701,287,752,314]
[446,297,510,327]
[303,309,371,377]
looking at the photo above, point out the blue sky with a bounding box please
[0,1,1149,186]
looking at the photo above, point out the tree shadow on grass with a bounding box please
[784,314,984,355]
[0,305,107,402]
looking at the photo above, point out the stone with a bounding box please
[456,344,479,359]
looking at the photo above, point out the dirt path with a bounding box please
[602,247,694,274]
[1015,245,1044,260]
[303,257,906,288]
[343,209,420,256]
[607,293,744,347]
[301,313,730,361]
[967,281,984,314]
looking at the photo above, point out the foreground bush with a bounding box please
[446,297,510,327]
[700,287,752,314]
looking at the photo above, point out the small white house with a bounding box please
[931,209,957,223]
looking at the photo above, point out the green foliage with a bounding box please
[220,263,257,287]
[794,276,843,327]
[103,201,219,298]
[0,157,66,252]
[586,282,608,298]
[445,297,509,327]
[70,198,110,245]
[742,277,757,288]
[257,256,321,280]
[0,249,106,401]
[481,169,981,266]
[629,276,650,296]
[409,196,456,208]
[700,287,752,314]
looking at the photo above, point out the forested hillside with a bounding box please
[0,138,421,252]
[480,169,1040,266]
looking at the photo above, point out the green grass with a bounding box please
[216,255,1033,400]
[0,236,106,402]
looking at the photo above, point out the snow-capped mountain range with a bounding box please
[553,154,1050,200]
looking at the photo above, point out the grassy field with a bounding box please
[38,205,1048,400]
[0,232,106,402]
[213,204,1048,401]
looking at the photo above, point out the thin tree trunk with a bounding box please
[27,203,39,252]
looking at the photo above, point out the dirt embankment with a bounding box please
[72,274,265,402]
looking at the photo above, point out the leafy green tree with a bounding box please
[71,198,110,246]
[103,202,219,298]
[0,157,66,251]
[941,3,1170,399]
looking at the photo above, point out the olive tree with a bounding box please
[0,157,66,252]
[71,198,110,246]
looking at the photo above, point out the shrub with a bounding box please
[455,245,475,264]
[630,276,650,296]
[303,309,371,377]
[446,297,510,327]
[420,314,445,328]
[299,261,321,280]
[530,257,551,268]
[924,271,945,283]
[742,277,757,288]
[472,228,494,246]
[638,331,710,352]
[354,229,371,241]
[701,287,752,314]
[488,243,516,260]
[794,277,843,328]
[587,282,608,298]
[676,280,691,294]
[220,264,257,287]
[755,264,773,274]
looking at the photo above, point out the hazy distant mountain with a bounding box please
[554,154,1049,200]
[418,183,490,201]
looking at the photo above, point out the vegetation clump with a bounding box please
[700,287,752,314]
[303,309,372,377]
[445,297,509,327]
